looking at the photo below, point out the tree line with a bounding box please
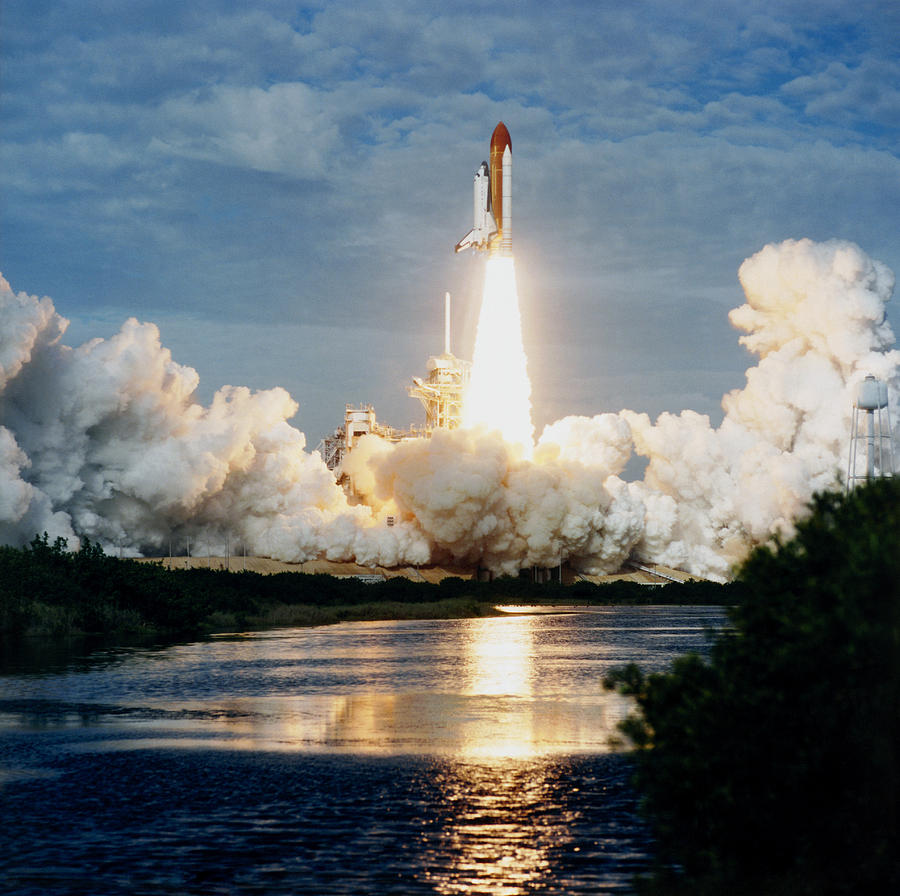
[0,535,737,639]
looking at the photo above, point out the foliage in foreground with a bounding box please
[0,536,737,638]
[606,478,900,894]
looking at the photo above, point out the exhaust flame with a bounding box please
[462,256,534,455]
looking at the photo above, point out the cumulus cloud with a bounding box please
[781,59,900,124]
[0,238,897,580]
[152,83,340,177]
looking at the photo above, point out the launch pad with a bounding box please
[318,292,470,477]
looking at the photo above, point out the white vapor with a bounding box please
[0,238,897,580]
[621,238,899,578]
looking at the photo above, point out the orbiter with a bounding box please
[455,121,512,256]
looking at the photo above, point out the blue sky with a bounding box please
[2,0,898,445]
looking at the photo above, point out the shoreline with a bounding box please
[2,539,737,644]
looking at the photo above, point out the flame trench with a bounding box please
[462,256,534,455]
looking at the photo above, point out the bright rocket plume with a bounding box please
[1,238,898,580]
[462,256,534,455]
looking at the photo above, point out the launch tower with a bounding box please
[409,292,470,430]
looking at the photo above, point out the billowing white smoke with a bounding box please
[621,238,900,578]
[0,274,408,561]
[1,237,897,579]
[343,423,641,575]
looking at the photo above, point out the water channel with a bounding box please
[0,605,726,894]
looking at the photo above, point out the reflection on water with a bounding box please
[0,632,174,677]
[0,607,725,760]
[0,607,726,894]
[0,747,649,895]
[462,617,536,757]
[458,614,629,759]
[465,615,534,696]
[429,761,557,894]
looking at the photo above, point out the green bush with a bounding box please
[606,478,900,893]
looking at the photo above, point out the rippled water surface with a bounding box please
[0,606,725,894]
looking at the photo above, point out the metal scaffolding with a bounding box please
[318,404,422,474]
[409,353,471,431]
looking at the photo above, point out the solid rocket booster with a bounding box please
[455,122,512,255]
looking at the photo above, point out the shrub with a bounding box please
[606,478,900,893]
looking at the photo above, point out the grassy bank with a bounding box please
[0,535,739,640]
[208,596,500,632]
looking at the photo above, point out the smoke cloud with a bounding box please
[1,238,897,579]
[621,238,899,578]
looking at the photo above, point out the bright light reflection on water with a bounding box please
[0,606,726,895]
[0,607,725,759]
[428,761,559,894]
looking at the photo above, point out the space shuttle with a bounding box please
[454,122,512,256]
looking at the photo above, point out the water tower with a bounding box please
[847,375,894,490]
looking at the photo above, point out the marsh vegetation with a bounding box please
[0,535,734,640]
